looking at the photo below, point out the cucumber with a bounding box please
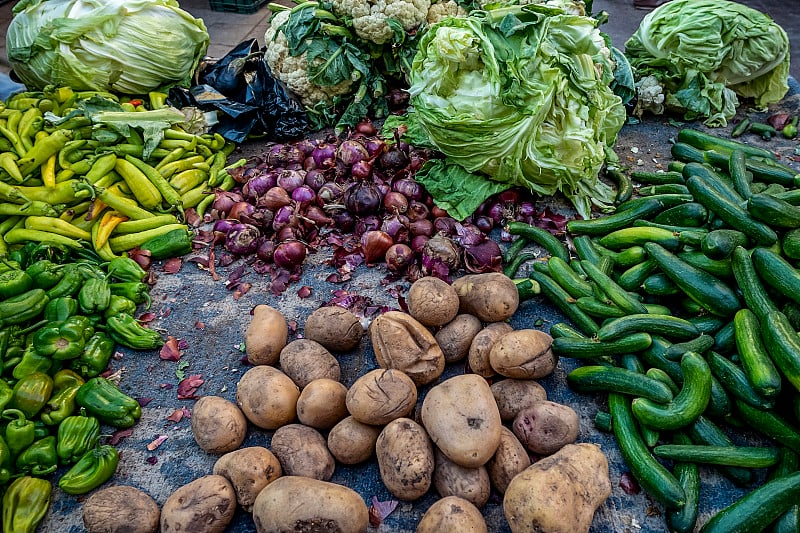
[677,128,777,160]
[700,472,800,533]
[647,368,680,395]
[687,315,727,335]
[645,242,741,317]
[631,170,686,185]
[580,260,649,315]
[687,175,778,246]
[610,246,648,269]
[529,271,599,336]
[572,235,603,265]
[594,411,613,432]
[631,351,711,431]
[707,351,775,410]
[731,246,779,321]
[665,334,715,360]
[608,393,686,510]
[567,365,674,403]
[701,229,750,260]
[642,272,681,296]
[668,161,687,174]
[617,260,659,291]
[767,449,800,533]
[748,193,800,229]
[752,247,800,306]
[783,301,800,330]
[547,256,593,299]
[735,400,800,455]
[653,202,708,227]
[728,149,753,199]
[782,229,800,260]
[688,416,754,486]
[705,149,797,186]
[632,220,708,247]
[566,197,665,236]
[597,227,681,251]
[639,184,691,196]
[551,332,653,359]
[653,444,780,468]
[713,320,737,356]
[596,314,700,343]
[775,190,800,206]
[678,251,734,278]
[506,222,570,263]
[762,311,800,394]
[549,322,586,339]
[671,142,706,164]
[616,194,693,213]
[734,308,782,399]
[683,162,742,204]
[575,297,627,318]
[666,433,700,533]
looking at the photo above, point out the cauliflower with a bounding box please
[264,10,356,107]
[634,75,666,117]
[331,0,431,44]
[426,0,467,24]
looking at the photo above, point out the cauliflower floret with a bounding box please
[426,0,467,24]
[264,10,355,107]
[634,75,666,117]
[331,0,431,44]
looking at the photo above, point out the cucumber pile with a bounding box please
[520,127,800,532]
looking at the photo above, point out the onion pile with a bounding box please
[205,120,545,293]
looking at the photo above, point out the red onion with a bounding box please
[227,201,255,221]
[463,239,502,273]
[381,213,409,243]
[272,205,296,231]
[242,172,278,200]
[392,178,422,201]
[266,144,287,167]
[431,206,449,218]
[304,205,333,226]
[498,189,521,204]
[212,190,243,215]
[261,187,292,210]
[362,230,393,263]
[213,218,237,235]
[317,182,344,207]
[225,223,261,255]
[337,140,369,166]
[365,138,386,158]
[355,215,381,236]
[284,145,306,166]
[475,216,493,233]
[304,156,317,171]
[487,202,506,224]
[350,159,373,180]
[291,185,316,205]
[518,201,536,219]
[434,216,457,235]
[256,238,275,262]
[273,240,307,268]
[378,148,408,172]
[385,244,414,272]
[383,191,408,214]
[276,225,299,242]
[312,143,336,168]
[344,181,381,216]
[356,119,378,136]
[406,201,429,222]
[277,169,306,193]
[330,208,355,232]
[411,235,429,254]
[386,88,409,108]
[304,169,326,191]
[409,218,433,237]
[422,235,460,270]
[296,138,318,156]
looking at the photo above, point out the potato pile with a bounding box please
[81,273,611,533]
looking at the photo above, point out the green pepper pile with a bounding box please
[0,86,242,263]
[0,241,157,532]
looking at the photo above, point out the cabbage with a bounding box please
[6,0,209,94]
[408,6,626,218]
[625,0,790,126]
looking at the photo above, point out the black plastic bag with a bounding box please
[171,39,308,143]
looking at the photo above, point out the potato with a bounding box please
[504,443,611,533]
[190,396,247,454]
[513,401,579,456]
[245,304,288,365]
[491,379,548,422]
[421,374,502,468]
[346,368,417,425]
[161,475,235,533]
[486,426,531,494]
[212,447,282,512]
[407,276,460,327]
[270,423,335,481]
[327,416,381,464]
[436,314,482,363]
[370,311,445,386]
[490,329,556,379]
[468,322,513,378]
[304,306,364,352]
[82,485,160,533]
[433,448,491,509]
[252,476,369,533]
[417,496,488,533]
[236,365,299,430]
[376,418,434,501]
[296,378,349,430]
[452,272,519,322]
[279,339,340,389]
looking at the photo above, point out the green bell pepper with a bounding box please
[15,435,57,476]
[0,434,12,483]
[58,444,118,495]
[109,282,152,308]
[0,378,13,413]
[24,259,63,290]
[75,377,141,428]
[3,408,35,457]
[12,346,52,380]
[39,369,84,426]
[9,372,53,419]
[70,332,115,379]
[105,313,163,350]
[44,264,83,299]
[56,410,100,464]
[106,257,147,282]
[0,269,33,299]
[78,276,111,314]
[32,319,86,360]
[103,295,138,319]
[43,296,79,322]
[2,476,52,533]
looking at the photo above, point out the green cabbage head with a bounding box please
[625,0,789,126]
[6,0,209,94]
[408,6,626,218]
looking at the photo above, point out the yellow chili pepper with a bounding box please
[94,211,128,251]
[42,154,57,188]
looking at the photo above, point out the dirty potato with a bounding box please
[212,447,282,512]
[278,339,340,389]
[83,485,160,533]
[296,378,349,430]
[433,448,491,509]
[436,314,482,363]
[452,272,519,322]
[513,401,579,456]
[491,379,548,422]
[406,276,460,327]
[486,426,531,494]
[270,423,335,481]
[245,304,288,365]
[468,322,513,378]
[327,416,382,464]
[370,311,445,386]
[490,329,556,379]
[417,496,488,533]
[160,475,236,533]
[190,396,247,454]
[236,366,299,430]
[304,306,364,352]
[376,418,434,501]
[346,368,417,425]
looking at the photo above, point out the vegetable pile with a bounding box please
[0,241,159,531]
[513,126,800,531]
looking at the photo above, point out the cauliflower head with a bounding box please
[331,0,431,44]
[264,10,356,107]
[426,0,467,24]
